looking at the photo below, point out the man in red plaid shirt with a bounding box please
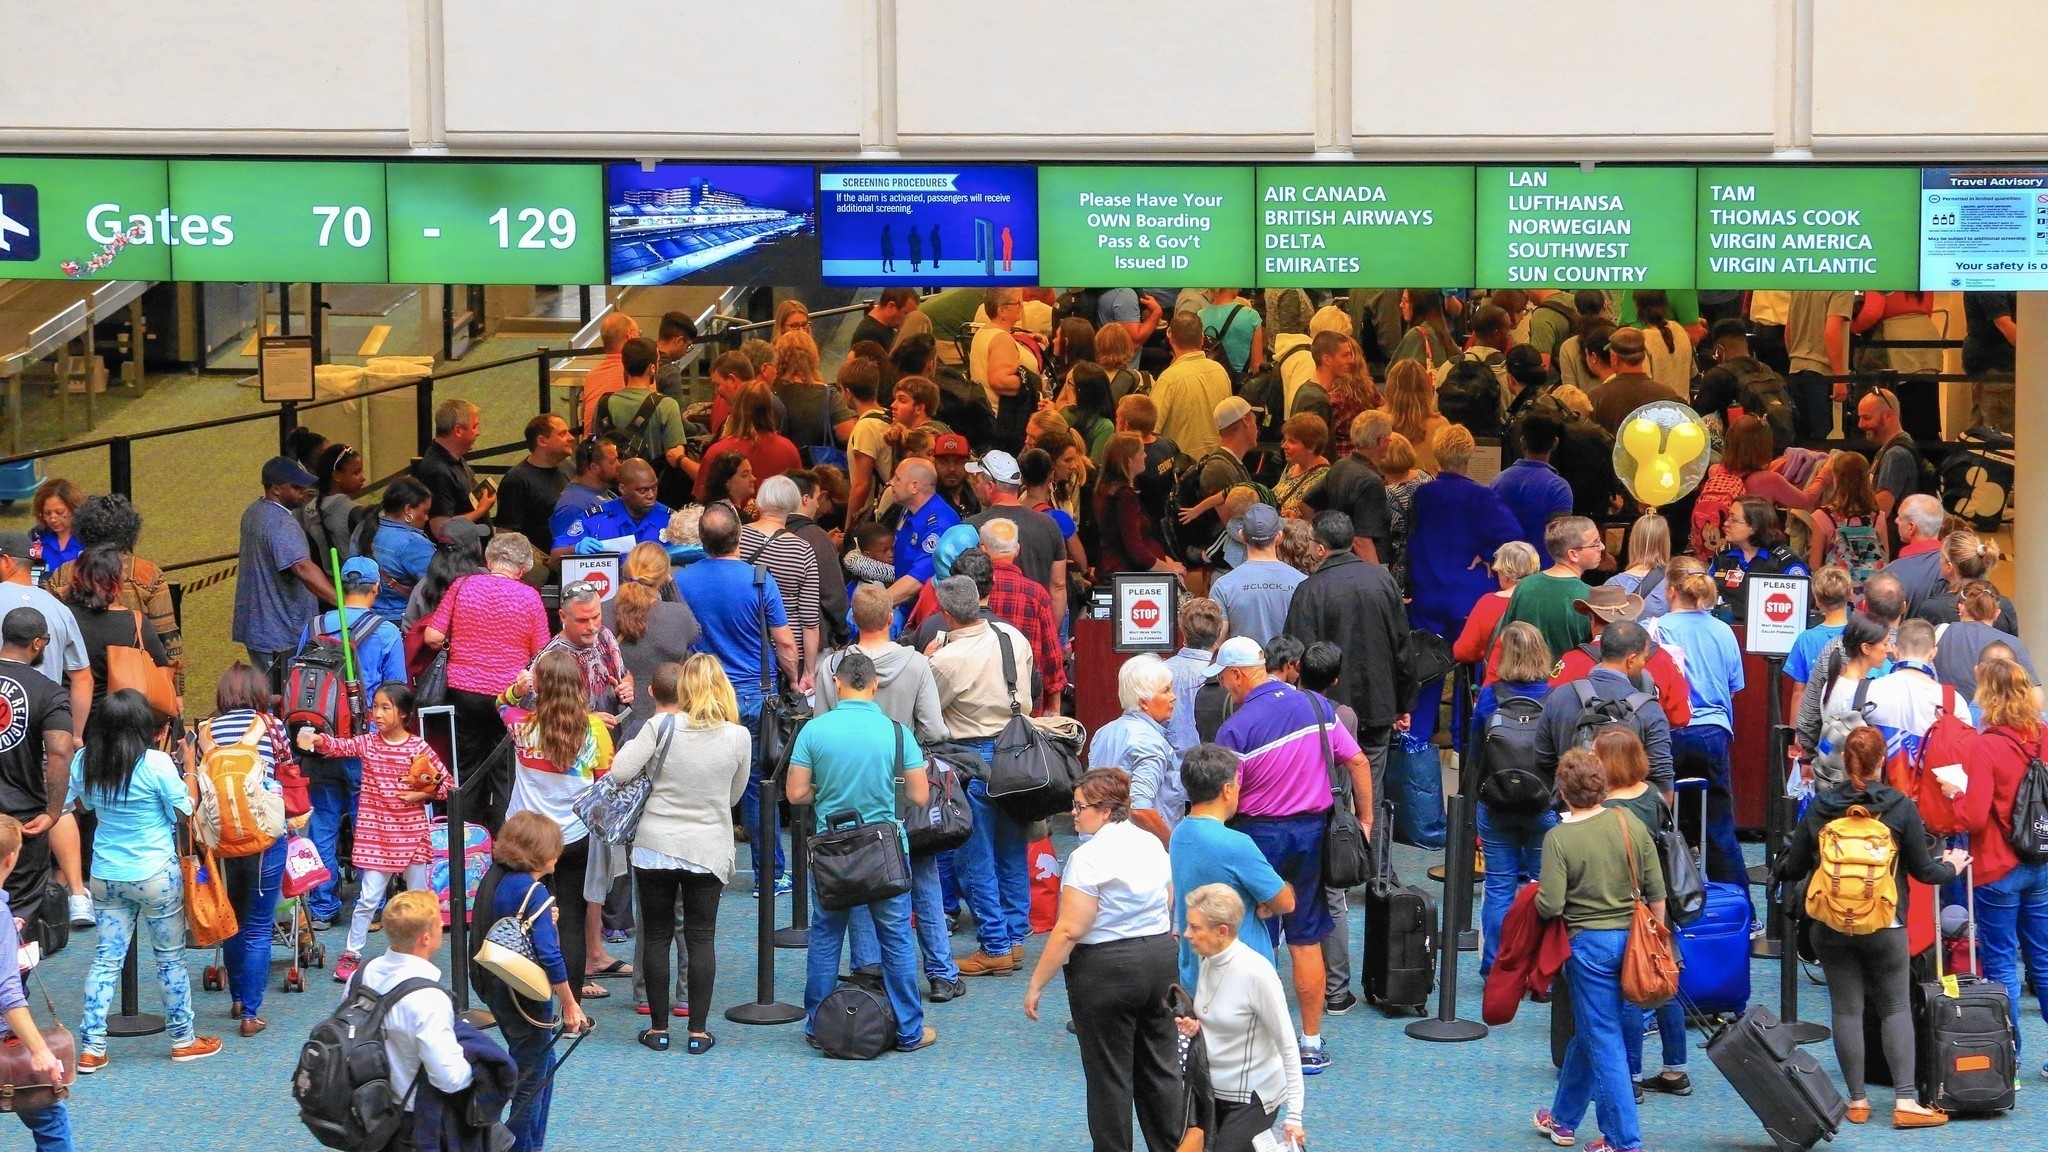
[977,518,1066,715]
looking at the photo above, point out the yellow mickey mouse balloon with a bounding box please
[1610,400,1711,509]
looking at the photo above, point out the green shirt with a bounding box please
[602,387,690,466]
[919,289,983,344]
[1536,807,1666,933]
[789,698,924,850]
[1502,571,1592,671]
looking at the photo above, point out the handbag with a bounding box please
[809,808,913,911]
[985,628,1081,822]
[1617,809,1681,1009]
[179,820,238,949]
[1403,627,1457,688]
[897,730,973,856]
[1312,693,1370,891]
[281,834,333,899]
[474,884,557,1003]
[415,576,462,709]
[1662,816,1707,929]
[571,715,676,846]
[107,610,179,720]
[750,558,810,779]
[0,971,75,1114]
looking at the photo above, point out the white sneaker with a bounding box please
[67,893,93,929]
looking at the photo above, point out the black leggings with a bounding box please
[548,836,593,999]
[1811,923,1916,1101]
[1066,933,1184,1152]
[634,867,723,1034]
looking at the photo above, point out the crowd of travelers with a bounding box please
[0,282,2035,1152]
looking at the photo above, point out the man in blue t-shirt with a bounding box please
[1170,744,1290,993]
[1490,414,1575,567]
[233,456,337,681]
[676,504,800,890]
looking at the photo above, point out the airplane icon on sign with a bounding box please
[0,185,40,261]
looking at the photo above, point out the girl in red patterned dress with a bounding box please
[294,681,450,982]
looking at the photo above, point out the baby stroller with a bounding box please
[200,893,327,995]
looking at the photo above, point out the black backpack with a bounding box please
[813,982,897,1060]
[1882,432,1940,500]
[1201,303,1253,387]
[1998,730,2048,865]
[1720,356,1796,457]
[1567,678,1657,754]
[1053,288,1103,328]
[1438,354,1504,439]
[596,390,668,466]
[1478,693,1551,814]
[295,973,447,1151]
[1241,344,1312,446]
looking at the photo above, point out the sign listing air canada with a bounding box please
[1037,166,1255,288]
[1696,168,1919,289]
[1476,167,1695,289]
[1254,166,1475,287]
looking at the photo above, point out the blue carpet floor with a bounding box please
[26,839,2046,1151]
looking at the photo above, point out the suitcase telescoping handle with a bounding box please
[1936,861,1979,983]
[1673,776,1707,868]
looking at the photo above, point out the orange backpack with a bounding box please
[191,719,285,858]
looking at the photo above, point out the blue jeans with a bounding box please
[480,979,555,1151]
[1975,860,2048,1056]
[848,852,960,982]
[737,688,786,883]
[1478,803,1556,975]
[1622,998,1689,1075]
[222,836,287,1020]
[82,865,197,1051]
[15,1103,71,1151]
[1552,928,1643,1151]
[304,763,360,922]
[805,888,925,1048]
[960,767,1031,957]
[1674,725,1748,892]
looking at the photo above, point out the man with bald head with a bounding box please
[886,457,960,606]
[580,311,642,431]
[1884,494,1949,615]
[570,457,670,549]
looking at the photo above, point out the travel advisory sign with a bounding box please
[1254,166,1475,287]
[1696,168,1919,289]
[1475,167,1695,289]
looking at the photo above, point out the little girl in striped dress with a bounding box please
[294,681,450,983]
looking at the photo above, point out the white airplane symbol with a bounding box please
[0,194,28,252]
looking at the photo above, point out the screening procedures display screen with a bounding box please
[606,163,817,287]
[386,163,603,285]
[1254,166,1475,287]
[1696,167,1919,289]
[1919,167,2048,290]
[818,165,1036,286]
[1475,166,1695,288]
[1038,166,1255,288]
[167,160,389,283]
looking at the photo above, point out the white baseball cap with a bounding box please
[966,449,1022,486]
[1202,636,1266,679]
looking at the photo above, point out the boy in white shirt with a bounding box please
[357,889,472,1145]
[1865,619,1974,761]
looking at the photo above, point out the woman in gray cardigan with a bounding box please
[610,655,751,1053]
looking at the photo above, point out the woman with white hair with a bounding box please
[1179,883,1307,1152]
[739,474,823,683]
[1452,540,1543,684]
[1086,655,1183,847]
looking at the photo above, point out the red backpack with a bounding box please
[1905,685,1973,835]
[1689,467,1747,558]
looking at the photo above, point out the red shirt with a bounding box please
[696,434,804,502]
[1958,724,2040,887]
[1550,644,1695,729]
[1455,592,1512,683]
[988,561,1066,708]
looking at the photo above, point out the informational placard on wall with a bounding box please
[1919,166,2048,290]
[820,165,1036,286]
[1475,166,1695,289]
[1038,166,1255,288]
[607,163,816,287]
[1254,166,1475,288]
[1695,167,1919,289]
[0,157,172,280]
[167,160,390,283]
[387,163,604,285]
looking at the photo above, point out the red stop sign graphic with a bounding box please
[584,571,612,598]
[1763,592,1794,623]
[1131,599,1162,629]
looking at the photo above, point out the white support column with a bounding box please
[2013,292,2048,647]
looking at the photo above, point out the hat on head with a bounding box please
[1606,326,1648,359]
[1240,504,1281,546]
[932,433,972,459]
[1573,584,1645,623]
[0,531,30,561]
[1504,344,1547,385]
[1214,396,1254,431]
[1202,635,1266,679]
[437,518,489,548]
[339,556,381,588]
[933,523,982,581]
[966,449,1021,486]
[261,455,317,488]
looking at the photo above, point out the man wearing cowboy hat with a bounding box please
[1550,584,1693,731]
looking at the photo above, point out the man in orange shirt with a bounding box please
[579,312,641,431]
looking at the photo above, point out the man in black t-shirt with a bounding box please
[497,414,574,551]
[412,398,494,535]
[849,288,918,351]
[0,608,75,938]
[1303,413,1391,565]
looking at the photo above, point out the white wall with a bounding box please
[2,0,2045,159]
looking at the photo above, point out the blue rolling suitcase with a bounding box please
[1674,779,1751,1017]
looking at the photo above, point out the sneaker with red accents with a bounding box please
[1533,1110,1576,1147]
[332,951,361,984]
[1582,1140,1639,1152]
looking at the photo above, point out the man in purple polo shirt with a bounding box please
[1212,636,1373,1076]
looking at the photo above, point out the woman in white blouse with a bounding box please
[1182,884,1307,1151]
[1024,768,1181,1152]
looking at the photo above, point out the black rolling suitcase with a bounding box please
[1362,801,1436,1015]
[1917,866,2016,1114]
[1706,1005,1847,1152]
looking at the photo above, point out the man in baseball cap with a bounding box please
[1208,504,1303,648]
[0,529,89,706]
[1176,399,1260,588]
[236,456,338,684]
[1588,324,1667,434]
[963,449,1066,617]
[930,434,979,519]
[965,449,1021,487]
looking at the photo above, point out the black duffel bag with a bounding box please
[813,982,897,1060]
[900,736,973,856]
[985,628,1081,822]
[1310,693,1371,891]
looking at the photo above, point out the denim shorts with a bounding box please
[1233,811,1334,945]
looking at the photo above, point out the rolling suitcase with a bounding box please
[1362,801,1436,1015]
[1916,865,2016,1114]
[1706,1005,1847,1152]
[1674,779,1752,1018]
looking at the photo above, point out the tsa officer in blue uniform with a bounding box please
[547,434,621,557]
[569,458,671,554]
[886,456,960,605]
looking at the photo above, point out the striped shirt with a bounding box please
[741,524,822,669]
[1215,681,1362,819]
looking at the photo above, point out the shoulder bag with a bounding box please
[474,882,558,1005]
[750,556,811,780]
[571,715,677,846]
[985,627,1080,822]
[808,735,914,912]
[415,576,462,709]
[898,727,973,856]
[107,610,179,720]
[1312,692,1370,891]
[178,815,239,949]
[1616,809,1681,1009]
[0,969,75,1113]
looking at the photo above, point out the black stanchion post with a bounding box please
[1752,693,1787,959]
[775,810,811,949]
[1769,728,1829,1045]
[1407,793,1487,1043]
[1748,656,1785,889]
[727,767,803,1026]
[105,935,165,1037]
[1453,665,1479,952]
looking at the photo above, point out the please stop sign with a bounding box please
[1763,592,1794,624]
[1131,599,1161,629]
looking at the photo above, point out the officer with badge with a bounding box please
[570,459,671,554]
[886,457,961,606]
[547,433,623,559]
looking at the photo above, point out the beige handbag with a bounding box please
[475,885,555,1003]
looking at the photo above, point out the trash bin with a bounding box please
[300,361,423,483]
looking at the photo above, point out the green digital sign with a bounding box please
[0,157,171,280]
[1697,167,1919,289]
[166,160,388,283]
[387,163,603,285]
[1476,166,1696,288]
[1038,166,1255,288]
[1255,166,1475,287]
